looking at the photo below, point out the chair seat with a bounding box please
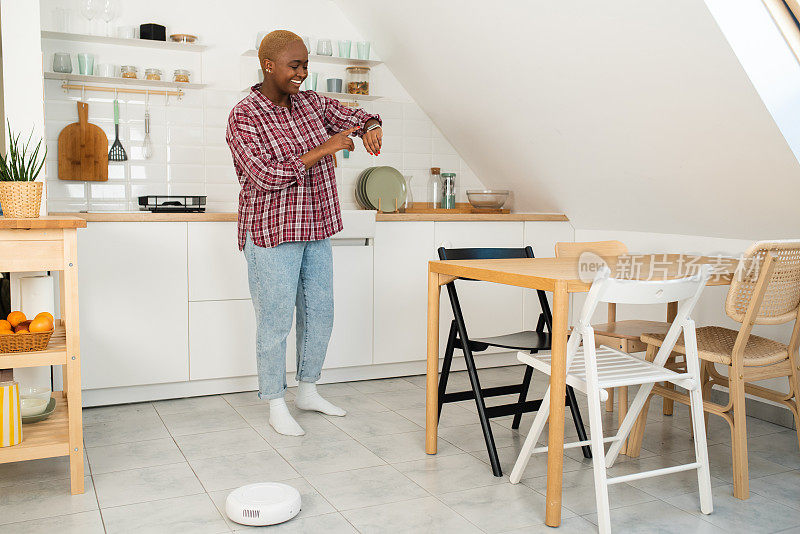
[591,320,671,341]
[472,330,551,350]
[640,326,788,366]
[518,345,690,397]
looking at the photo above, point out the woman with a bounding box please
[226,30,382,436]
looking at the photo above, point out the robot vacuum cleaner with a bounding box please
[226,482,301,526]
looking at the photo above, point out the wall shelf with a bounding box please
[42,31,207,52]
[242,49,381,67]
[45,72,206,90]
[239,86,381,102]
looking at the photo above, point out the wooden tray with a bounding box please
[399,202,509,214]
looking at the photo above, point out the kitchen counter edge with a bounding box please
[49,212,569,222]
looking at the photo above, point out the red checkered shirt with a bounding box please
[227,85,381,249]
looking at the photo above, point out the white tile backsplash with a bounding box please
[45,84,486,211]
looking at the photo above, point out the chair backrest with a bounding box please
[567,265,712,370]
[725,240,800,326]
[555,240,628,259]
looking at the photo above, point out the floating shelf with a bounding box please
[240,87,382,102]
[44,72,206,90]
[42,31,208,52]
[241,49,381,67]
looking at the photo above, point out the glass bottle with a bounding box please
[402,175,414,210]
[428,167,441,207]
[440,172,456,209]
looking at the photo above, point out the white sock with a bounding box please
[269,397,305,436]
[294,381,347,416]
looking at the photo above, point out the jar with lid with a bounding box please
[428,167,442,206]
[173,69,190,83]
[345,66,370,95]
[145,68,162,81]
[440,172,456,209]
[120,65,138,79]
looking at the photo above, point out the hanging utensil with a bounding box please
[58,101,108,180]
[108,97,127,161]
[143,91,153,159]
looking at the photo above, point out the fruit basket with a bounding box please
[0,329,53,353]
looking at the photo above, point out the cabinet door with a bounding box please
[188,222,249,301]
[78,222,189,389]
[523,221,575,329]
[434,222,525,353]
[373,221,435,363]
[190,300,256,380]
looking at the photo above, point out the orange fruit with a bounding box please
[7,311,26,328]
[29,316,53,333]
[14,326,29,333]
[35,312,54,324]
[0,329,13,335]
[0,320,11,331]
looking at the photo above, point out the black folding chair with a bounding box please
[437,246,592,477]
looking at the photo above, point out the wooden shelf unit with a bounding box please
[0,217,86,495]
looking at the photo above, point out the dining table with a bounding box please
[425,253,740,527]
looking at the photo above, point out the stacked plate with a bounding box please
[355,166,407,212]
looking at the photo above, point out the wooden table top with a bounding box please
[429,254,740,292]
[0,216,87,229]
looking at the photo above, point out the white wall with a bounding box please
[39,0,486,212]
[337,0,800,239]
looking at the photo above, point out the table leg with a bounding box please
[663,301,678,416]
[426,270,441,455]
[545,281,568,526]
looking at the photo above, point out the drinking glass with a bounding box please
[304,72,318,91]
[357,41,371,60]
[301,35,311,53]
[77,53,94,75]
[79,0,97,34]
[99,0,116,37]
[53,7,71,32]
[337,40,351,58]
[316,38,333,56]
[326,77,343,93]
[52,53,72,74]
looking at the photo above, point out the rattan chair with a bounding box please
[628,240,800,500]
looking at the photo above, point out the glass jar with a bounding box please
[173,69,190,83]
[120,65,138,79]
[345,66,370,95]
[428,167,441,206]
[145,68,162,81]
[440,172,456,209]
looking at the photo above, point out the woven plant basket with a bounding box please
[0,329,53,353]
[0,181,43,218]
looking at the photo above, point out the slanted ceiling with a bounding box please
[337,0,800,239]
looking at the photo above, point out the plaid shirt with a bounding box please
[227,85,381,249]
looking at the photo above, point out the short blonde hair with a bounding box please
[258,30,304,68]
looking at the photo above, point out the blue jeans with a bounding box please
[243,235,334,399]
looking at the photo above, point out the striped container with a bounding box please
[0,381,22,447]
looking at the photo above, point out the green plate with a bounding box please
[356,167,376,209]
[22,397,56,424]
[365,166,406,212]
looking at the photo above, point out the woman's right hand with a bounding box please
[321,126,358,155]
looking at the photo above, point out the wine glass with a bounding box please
[99,0,116,37]
[79,0,98,34]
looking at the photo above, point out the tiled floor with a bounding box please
[1,365,799,533]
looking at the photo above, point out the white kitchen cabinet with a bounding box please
[188,222,249,301]
[373,221,435,364]
[434,222,525,354]
[189,300,256,380]
[78,222,189,389]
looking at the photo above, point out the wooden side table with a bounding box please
[0,216,86,494]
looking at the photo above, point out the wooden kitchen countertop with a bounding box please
[50,212,568,222]
[0,215,87,229]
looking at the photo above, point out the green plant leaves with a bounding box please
[0,121,47,182]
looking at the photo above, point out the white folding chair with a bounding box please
[509,265,713,534]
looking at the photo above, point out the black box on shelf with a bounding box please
[139,23,166,41]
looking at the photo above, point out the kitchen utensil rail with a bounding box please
[60,80,183,99]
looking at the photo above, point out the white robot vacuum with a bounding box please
[226,482,301,526]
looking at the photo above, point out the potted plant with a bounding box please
[0,122,47,218]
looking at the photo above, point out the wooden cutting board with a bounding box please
[58,101,108,181]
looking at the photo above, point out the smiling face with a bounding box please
[262,39,308,96]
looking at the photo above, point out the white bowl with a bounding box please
[20,387,51,416]
[466,190,509,209]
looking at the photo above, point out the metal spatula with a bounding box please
[109,98,127,161]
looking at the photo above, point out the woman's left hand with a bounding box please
[362,126,382,156]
